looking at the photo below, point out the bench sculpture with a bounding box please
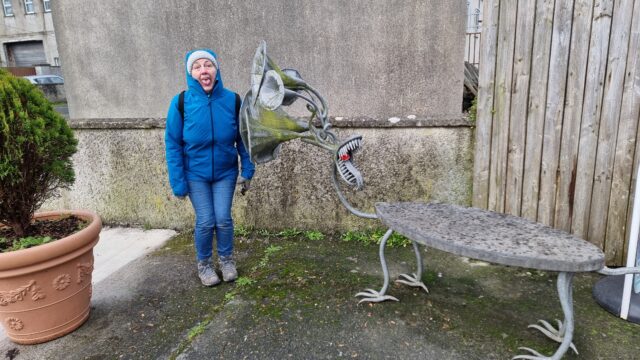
[239,42,640,360]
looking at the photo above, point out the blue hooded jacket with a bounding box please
[165,49,255,197]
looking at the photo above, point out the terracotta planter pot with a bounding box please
[0,210,101,344]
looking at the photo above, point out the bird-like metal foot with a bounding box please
[395,273,429,293]
[512,347,551,359]
[528,319,578,355]
[354,229,399,304]
[355,288,399,304]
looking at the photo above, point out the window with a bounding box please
[43,0,49,12]
[24,0,34,14]
[3,0,13,16]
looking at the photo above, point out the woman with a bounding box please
[165,49,254,286]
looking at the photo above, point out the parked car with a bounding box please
[23,75,64,85]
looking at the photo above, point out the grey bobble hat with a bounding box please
[186,50,219,75]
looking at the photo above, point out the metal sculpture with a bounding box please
[240,41,430,304]
[240,41,364,191]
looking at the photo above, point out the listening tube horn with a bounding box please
[239,89,314,164]
[240,41,365,190]
[241,43,314,164]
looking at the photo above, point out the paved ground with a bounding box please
[2,230,640,359]
[0,227,176,348]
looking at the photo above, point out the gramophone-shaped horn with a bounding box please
[240,41,364,190]
[239,88,313,165]
[251,41,306,107]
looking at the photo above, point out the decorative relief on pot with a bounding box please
[5,317,24,331]
[53,274,72,291]
[0,280,46,306]
[31,284,45,301]
[77,261,93,284]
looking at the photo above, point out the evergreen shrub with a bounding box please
[0,69,77,238]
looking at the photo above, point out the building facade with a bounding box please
[1,0,58,68]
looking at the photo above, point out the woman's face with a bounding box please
[191,58,217,92]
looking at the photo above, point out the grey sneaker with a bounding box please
[197,259,221,286]
[219,255,238,282]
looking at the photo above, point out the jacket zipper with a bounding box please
[209,95,215,180]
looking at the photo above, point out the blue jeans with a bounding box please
[187,179,236,261]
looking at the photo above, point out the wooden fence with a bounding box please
[473,0,640,265]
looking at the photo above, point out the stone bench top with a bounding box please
[375,202,605,272]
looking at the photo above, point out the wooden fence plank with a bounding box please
[472,0,501,209]
[487,0,517,212]
[473,0,640,264]
[571,0,614,240]
[554,0,594,232]
[504,0,536,217]
[521,0,555,221]
[537,0,574,226]
[590,0,634,259]
[607,1,640,264]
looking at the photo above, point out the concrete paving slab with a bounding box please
[92,227,177,284]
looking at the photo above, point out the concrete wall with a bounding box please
[52,0,466,120]
[43,119,473,231]
[46,1,472,230]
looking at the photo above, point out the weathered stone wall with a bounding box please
[43,119,473,231]
[47,1,472,230]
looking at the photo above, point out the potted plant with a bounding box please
[0,69,101,344]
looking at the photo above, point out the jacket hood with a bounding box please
[185,48,224,97]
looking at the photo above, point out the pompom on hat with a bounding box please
[186,50,219,76]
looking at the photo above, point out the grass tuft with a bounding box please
[341,229,411,248]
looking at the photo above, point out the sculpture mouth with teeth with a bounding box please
[239,41,366,192]
[336,136,364,190]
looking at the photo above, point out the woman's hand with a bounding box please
[237,176,251,195]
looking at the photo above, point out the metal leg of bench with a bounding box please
[514,272,578,360]
[396,240,429,293]
[355,228,399,303]
[598,266,640,276]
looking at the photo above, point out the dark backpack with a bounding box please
[178,90,241,120]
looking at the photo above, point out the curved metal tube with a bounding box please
[597,266,640,276]
[331,165,377,219]
[552,272,575,360]
[284,89,338,150]
[303,83,329,123]
[378,229,394,295]
[300,137,336,152]
[412,240,423,280]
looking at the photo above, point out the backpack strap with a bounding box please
[235,92,241,119]
[178,90,185,119]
